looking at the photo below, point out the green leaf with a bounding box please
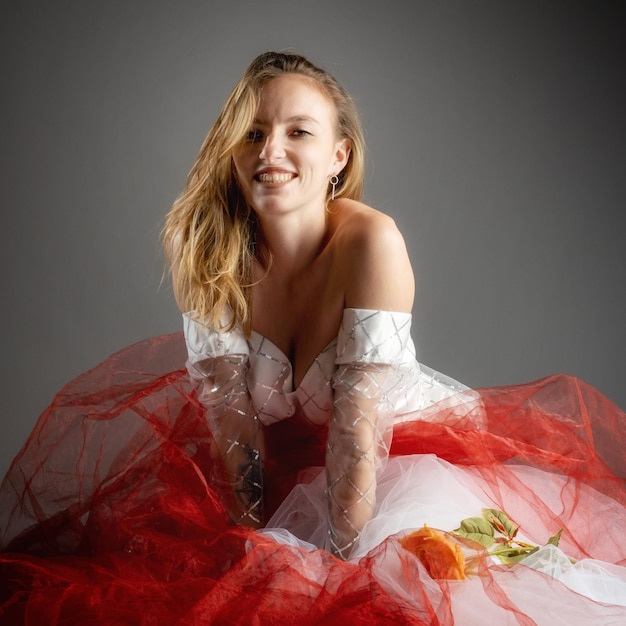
[482,509,519,540]
[453,516,495,548]
[547,529,563,547]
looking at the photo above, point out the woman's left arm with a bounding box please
[326,211,415,559]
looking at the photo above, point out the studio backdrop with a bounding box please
[1,0,624,478]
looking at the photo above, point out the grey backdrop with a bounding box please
[1,1,624,479]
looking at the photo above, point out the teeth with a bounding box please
[257,172,293,183]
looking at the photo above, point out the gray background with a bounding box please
[1,1,624,479]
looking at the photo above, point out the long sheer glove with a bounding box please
[326,361,408,559]
[184,315,264,528]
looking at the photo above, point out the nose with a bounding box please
[259,133,285,162]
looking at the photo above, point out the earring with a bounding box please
[330,174,339,201]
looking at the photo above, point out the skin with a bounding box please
[233,74,415,387]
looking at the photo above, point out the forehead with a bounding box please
[255,74,336,124]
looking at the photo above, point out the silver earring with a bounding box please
[330,174,339,201]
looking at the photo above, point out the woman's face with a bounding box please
[233,74,350,219]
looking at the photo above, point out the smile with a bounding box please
[255,172,295,183]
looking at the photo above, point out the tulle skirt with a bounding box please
[1,333,625,625]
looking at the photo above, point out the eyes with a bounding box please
[246,129,263,142]
[245,128,311,142]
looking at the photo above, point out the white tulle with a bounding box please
[184,308,626,619]
[262,454,626,612]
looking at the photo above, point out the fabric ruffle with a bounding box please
[1,332,625,624]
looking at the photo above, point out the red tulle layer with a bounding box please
[0,333,624,624]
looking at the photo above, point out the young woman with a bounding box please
[1,52,625,624]
[162,51,440,557]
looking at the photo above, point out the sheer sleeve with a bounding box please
[326,309,418,559]
[183,313,264,527]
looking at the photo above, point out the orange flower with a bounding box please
[399,526,466,580]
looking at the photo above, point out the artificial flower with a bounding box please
[399,525,466,580]
[399,510,563,580]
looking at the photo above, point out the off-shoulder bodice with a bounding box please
[184,308,466,426]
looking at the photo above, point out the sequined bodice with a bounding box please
[184,308,465,426]
[246,331,337,425]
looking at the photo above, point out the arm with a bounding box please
[326,360,397,558]
[326,211,415,558]
[184,315,265,527]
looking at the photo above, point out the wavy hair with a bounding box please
[162,51,366,333]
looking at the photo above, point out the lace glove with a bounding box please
[184,314,264,527]
[326,309,418,559]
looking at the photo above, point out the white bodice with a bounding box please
[183,308,467,426]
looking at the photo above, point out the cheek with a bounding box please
[302,147,333,172]
[233,145,256,171]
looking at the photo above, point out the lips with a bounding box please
[254,169,296,184]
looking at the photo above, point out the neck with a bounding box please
[256,208,328,277]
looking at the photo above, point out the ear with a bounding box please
[330,138,351,175]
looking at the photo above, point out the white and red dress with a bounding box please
[1,309,624,624]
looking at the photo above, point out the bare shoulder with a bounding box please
[330,199,404,250]
[331,199,415,312]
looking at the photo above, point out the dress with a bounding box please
[1,308,625,625]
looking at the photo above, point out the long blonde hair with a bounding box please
[162,51,366,333]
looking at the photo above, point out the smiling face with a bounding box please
[232,74,350,218]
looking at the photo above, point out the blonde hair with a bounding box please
[162,51,366,333]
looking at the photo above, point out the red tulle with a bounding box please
[1,332,624,624]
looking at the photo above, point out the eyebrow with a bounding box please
[253,115,320,125]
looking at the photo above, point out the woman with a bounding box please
[162,50,433,556]
[1,51,625,624]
